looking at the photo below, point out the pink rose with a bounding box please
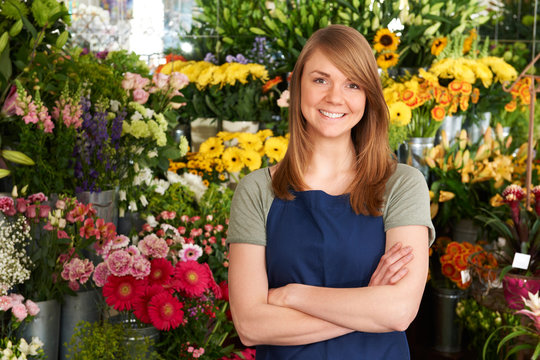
[69,281,80,291]
[38,204,51,218]
[57,230,69,239]
[9,293,24,304]
[134,74,150,89]
[152,72,169,90]
[55,199,66,210]
[169,72,189,90]
[132,89,149,104]
[25,299,40,316]
[25,204,37,218]
[12,303,28,321]
[121,72,137,90]
[16,198,27,213]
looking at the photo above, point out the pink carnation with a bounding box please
[0,197,14,213]
[9,293,24,304]
[138,234,169,258]
[131,254,151,279]
[93,262,110,287]
[12,303,28,321]
[62,258,94,283]
[0,296,13,311]
[152,72,169,90]
[28,193,48,203]
[106,250,133,277]
[25,299,40,316]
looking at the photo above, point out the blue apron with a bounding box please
[258,190,409,360]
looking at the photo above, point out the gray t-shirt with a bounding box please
[227,163,435,246]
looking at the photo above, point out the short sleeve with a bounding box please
[383,164,436,246]
[227,168,274,246]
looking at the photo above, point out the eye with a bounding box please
[314,78,326,84]
[348,83,360,89]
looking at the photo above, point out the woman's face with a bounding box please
[300,50,366,142]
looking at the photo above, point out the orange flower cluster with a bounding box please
[506,77,532,112]
[440,241,483,289]
[468,247,499,284]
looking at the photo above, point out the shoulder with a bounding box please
[385,163,426,193]
[236,168,273,195]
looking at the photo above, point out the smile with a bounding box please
[319,110,345,119]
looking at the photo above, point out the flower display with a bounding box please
[0,215,32,296]
[171,130,288,183]
[373,28,400,71]
[438,240,481,289]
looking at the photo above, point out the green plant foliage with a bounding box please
[66,320,161,360]
[197,183,234,224]
[144,182,198,219]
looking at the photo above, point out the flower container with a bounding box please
[59,289,102,360]
[437,115,464,145]
[221,120,259,133]
[466,112,491,144]
[432,286,466,353]
[76,189,118,227]
[399,137,434,181]
[452,218,480,244]
[20,299,61,360]
[190,117,218,152]
[111,314,160,357]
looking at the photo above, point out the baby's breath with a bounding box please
[0,216,32,295]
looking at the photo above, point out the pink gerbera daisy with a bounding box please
[174,261,210,297]
[179,244,203,262]
[133,284,164,324]
[148,258,174,286]
[148,291,184,331]
[103,275,145,311]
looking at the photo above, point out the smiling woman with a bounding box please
[227,24,434,360]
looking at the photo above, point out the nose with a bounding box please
[325,84,344,104]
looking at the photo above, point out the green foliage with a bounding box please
[388,124,409,152]
[456,298,521,359]
[66,320,160,360]
[144,182,198,219]
[101,50,151,78]
[198,183,234,225]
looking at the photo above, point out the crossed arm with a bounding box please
[228,225,429,347]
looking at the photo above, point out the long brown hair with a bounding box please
[272,24,396,216]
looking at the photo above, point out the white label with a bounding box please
[461,270,471,284]
[512,253,531,270]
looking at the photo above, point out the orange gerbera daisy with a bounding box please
[460,82,472,95]
[262,76,282,93]
[471,88,480,104]
[431,106,446,121]
[448,80,463,95]
[505,100,517,112]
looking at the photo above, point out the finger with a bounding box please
[389,267,409,284]
[376,252,414,285]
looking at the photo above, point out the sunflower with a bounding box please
[373,29,400,52]
[431,37,447,56]
[388,102,411,126]
[264,137,288,163]
[222,147,245,173]
[199,137,224,158]
[376,52,399,70]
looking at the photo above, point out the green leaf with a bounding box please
[0,42,12,85]
[505,343,535,359]
[249,27,266,35]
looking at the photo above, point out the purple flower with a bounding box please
[203,52,218,64]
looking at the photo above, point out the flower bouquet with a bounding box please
[93,212,239,359]
[0,293,45,360]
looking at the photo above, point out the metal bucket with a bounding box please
[433,287,466,353]
[438,115,464,145]
[59,289,102,359]
[21,299,61,360]
[111,315,160,357]
[399,137,434,181]
[76,189,118,227]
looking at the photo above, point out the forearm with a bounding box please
[231,301,354,346]
[282,283,422,333]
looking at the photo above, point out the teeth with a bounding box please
[320,110,345,118]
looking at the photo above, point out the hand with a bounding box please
[368,242,413,286]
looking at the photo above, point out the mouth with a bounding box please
[319,109,345,119]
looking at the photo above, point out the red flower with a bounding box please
[148,291,184,331]
[219,281,229,301]
[149,258,174,286]
[103,275,145,311]
[134,284,164,324]
[174,261,210,297]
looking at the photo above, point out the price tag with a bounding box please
[461,270,471,284]
[512,253,531,270]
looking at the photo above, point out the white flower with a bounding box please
[131,111,143,121]
[522,291,540,315]
[17,338,30,355]
[119,207,125,218]
[166,171,183,184]
[140,195,148,207]
[152,179,170,195]
[146,215,158,227]
[129,201,138,212]
[146,109,155,118]
[175,173,207,202]
[147,150,158,158]
[118,190,127,201]
[110,100,121,112]
[133,168,153,186]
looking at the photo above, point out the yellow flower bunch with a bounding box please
[169,130,289,183]
[373,28,400,70]
[159,60,269,90]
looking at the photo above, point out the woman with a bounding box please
[227,25,434,359]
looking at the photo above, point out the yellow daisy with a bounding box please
[237,133,263,151]
[264,137,288,163]
[241,149,263,172]
[431,37,447,56]
[373,29,400,52]
[199,137,224,159]
[377,52,399,70]
[257,129,274,142]
[388,102,412,126]
[222,147,245,173]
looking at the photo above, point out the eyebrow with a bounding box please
[309,70,330,77]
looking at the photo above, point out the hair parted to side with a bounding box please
[272,24,396,216]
